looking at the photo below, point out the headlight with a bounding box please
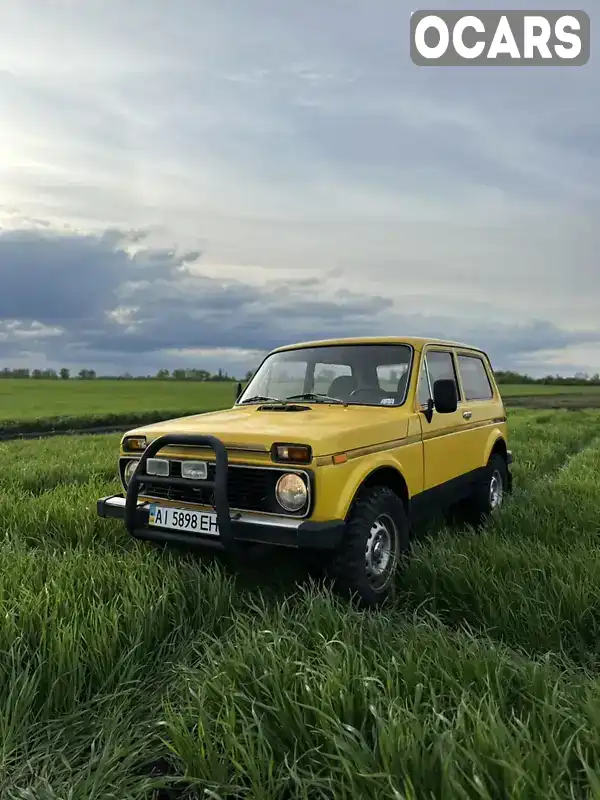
[275,473,308,512]
[123,459,140,486]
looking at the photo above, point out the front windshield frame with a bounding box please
[237,342,415,407]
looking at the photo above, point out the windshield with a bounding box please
[238,343,413,407]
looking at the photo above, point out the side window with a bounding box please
[417,360,431,406]
[376,363,409,394]
[426,351,460,399]
[313,363,352,395]
[457,354,493,400]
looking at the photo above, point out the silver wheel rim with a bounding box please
[365,513,397,589]
[489,469,503,510]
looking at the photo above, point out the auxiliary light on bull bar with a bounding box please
[181,461,208,480]
[123,433,234,551]
[146,458,170,476]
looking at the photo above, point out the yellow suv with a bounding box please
[97,337,512,606]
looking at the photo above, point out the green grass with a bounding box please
[0,378,600,431]
[2,378,600,434]
[499,384,600,409]
[0,409,600,797]
[499,384,600,396]
[0,379,238,433]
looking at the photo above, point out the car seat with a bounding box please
[395,370,409,402]
[327,375,357,401]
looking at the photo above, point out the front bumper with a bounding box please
[97,494,345,551]
[98,432,345,552]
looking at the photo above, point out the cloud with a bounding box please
[0,0,598,375]
[0,227,396,370]
[0,227,599,377]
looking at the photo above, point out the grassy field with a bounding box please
[0,408,599,797]
[2,378,600,434]
[0,379,238,433]
[499,383,600,396]
[498,384,600,409]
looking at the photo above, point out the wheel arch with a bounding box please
[486,434,512,492]
[346,464,409,519]
[484,430,508,466]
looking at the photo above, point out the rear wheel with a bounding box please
[329,486,410,607]
[461,452,508,527]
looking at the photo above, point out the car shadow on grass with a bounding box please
[142,536,327,600]
[140,507,472,613]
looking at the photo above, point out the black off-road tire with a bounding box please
[461,452,509,528]
[329,486,410,608]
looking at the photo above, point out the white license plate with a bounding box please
[148,504,219,536]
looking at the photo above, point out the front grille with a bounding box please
[136,461,310,516]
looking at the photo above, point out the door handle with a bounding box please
[463,410,472,420]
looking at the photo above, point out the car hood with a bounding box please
[125,404,410,458]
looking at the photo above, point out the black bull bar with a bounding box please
[125,433,234,550]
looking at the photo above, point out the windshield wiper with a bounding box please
[240,394,286,405]
[285,392,346,405]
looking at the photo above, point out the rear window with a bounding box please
[457,354,493,400]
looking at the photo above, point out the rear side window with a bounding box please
[457,354,493,400]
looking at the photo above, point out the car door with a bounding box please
[416,346,473,494]
[454,349,505,471]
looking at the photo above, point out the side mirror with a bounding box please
[432,378,458,414]
[235,382,243,401]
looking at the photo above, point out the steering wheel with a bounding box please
[348,387,384,400]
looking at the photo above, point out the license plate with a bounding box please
[148,504,219,536]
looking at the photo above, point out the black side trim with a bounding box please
[409,467,484,523]
[410,457,514,522]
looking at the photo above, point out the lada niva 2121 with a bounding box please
[97,336,512,606]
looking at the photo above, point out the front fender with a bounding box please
[312,444,423,522]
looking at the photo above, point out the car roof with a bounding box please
[270,336,487,355]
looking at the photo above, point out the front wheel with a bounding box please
[329,486,410,607]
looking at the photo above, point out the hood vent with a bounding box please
[257,403,311,412]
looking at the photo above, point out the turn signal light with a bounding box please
[271,443,312,463]
[123,436,147,452]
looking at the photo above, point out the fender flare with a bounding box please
[483,428,508,466]
[336,457,409,521]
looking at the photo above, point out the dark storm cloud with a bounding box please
[0,228,199,326]
[0,227,393,362]
[1,226,598,377]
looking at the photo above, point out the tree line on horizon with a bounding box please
[0,366,599,386]
[0,367,252,382]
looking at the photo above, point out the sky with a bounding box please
[0,0,598,378]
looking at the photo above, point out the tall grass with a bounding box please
[0,410,598,797]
